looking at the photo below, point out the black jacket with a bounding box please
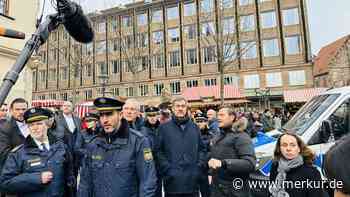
[270,161,329,197]
[55,113,81,151]
[210,128,256,197]
[157,117,207,194]
[0,117,26,170]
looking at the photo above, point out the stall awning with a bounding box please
[32,99,65,107]
[74,101,94,118]
[182,85,244,101]
[283,88,327,103]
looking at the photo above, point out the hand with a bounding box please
[41,171,53,184]
[208,158,222,169]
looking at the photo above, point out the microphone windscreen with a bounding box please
[63,3,94,43]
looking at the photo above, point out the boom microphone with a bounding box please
[0,27,25,39]
[57,0,94,43]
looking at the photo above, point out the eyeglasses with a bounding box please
[196,120,207,123]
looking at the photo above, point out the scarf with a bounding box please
[269,155,304,197]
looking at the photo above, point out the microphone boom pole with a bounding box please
[0,14,62,105]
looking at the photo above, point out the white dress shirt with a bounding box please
[16,121,29,138]
[63,114,76,133]
[33,138,50,151]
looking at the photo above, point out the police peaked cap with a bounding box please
[94,97,124,112]
[24,107,51,123]
[194,112,208,121]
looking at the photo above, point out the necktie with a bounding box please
[41,143,49,152]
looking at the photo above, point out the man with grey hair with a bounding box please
[122,98,144,130]
[157,96,207,197]
[206,109,220,134]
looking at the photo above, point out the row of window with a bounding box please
[35,70,306,99]
[95,3,298,32]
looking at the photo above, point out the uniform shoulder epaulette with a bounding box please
[129,128,144,138]
[10,144,24,153]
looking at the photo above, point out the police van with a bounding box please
[251,86,350,196]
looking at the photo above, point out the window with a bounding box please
[49,93,57,100]
[221,0,233,9]
[240,15,255,32]
[73,66,80,78]
[184,24,196,40]
[201,22,215,36]
[152,9,162,23]
[123,35,133,49]
[239,0,253,6]
[224,75,239,86]
[187,80,198,88]
[112,88,120,96]
[137,13,147,26]
[153,54,164,69]
[223,17,235,35]
[244,74,260,89]
[61,67,68,80]
[223,44,237,61]
[110,17,118,32]
[139,84,149,96]
[85,64,92,77]
[285,35,301,54]
[186,49,197,65]
[61,93,68,101]
[0,0,9,15]
[283,8,299,26]
[154,83,164,96]
[168,28,179,43]
[126,87,134,97]
[137,33,148,48]
[39,70,46,82]
[169,51,180,67]
[85,43,93,56]
[49,69,56,81]
[140,56,149,71]
[263,38,279,57]
[203,46,216,63]
[98,62,107,75]
[289,70,306,86]
[241,41,257,59]
[261,11,277,28]
[266,72,282,87]
[201,0,213,13]
[170,81,181,94]
[109,38,119,52]
[259,0,272,2]
[111,60,120,74]
[184,3,196,16]
[32,71,37,82]
[153,31,163,44]
[123,60,132,72]
[84,90,93,99]
[204,78,217,86]
[96,41,106,54]
[97,21,106,33]
[167,6,179,20]
[122,15,132,27]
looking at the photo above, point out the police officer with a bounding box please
[74,112,100,169]
[141,106,161,197]
[78,97,157,197]
[208,107,256,197]
[0,107,75,197]
[194,112,214,197]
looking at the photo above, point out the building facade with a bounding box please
[33,0,313,107]
[314,35,350,88]
[0,0,39,103]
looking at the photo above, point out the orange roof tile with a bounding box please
[314,35,350,76]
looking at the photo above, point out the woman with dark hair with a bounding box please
[269,132,328,197]
[324,135,350,197]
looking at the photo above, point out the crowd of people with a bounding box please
[0,96,346,197]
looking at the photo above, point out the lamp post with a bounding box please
[98,74,109,97]
[255,88,271,111]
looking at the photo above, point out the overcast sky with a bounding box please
[40,0,350,55]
